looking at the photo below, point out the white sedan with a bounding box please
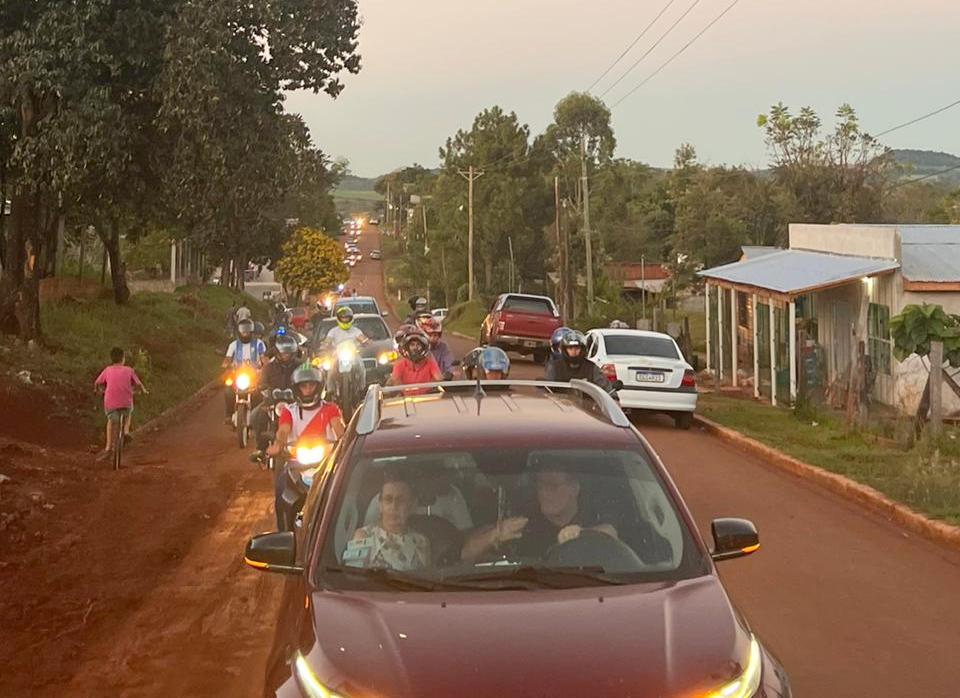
[585,328,697,429]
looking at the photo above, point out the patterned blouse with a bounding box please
[343,525,431,571]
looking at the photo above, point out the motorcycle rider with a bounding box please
[266,365,345,527]
[387,328,443,392]
[404,296,429,324]
[221,318,267,423]
[544,330,615,394]
[550,326,572,361]
[324,306,370,348]
[476,346,511,380]
[250,334,301,456]
[417,316,455,380]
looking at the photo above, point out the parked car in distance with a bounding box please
[431,306,448,323]
[369,249,382,260]
[480,293,563,363]
[368,217,380,225]
[585,328,697,429]
[244,380,788,698]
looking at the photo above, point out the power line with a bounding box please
[599,0,702,99]
[875,97,960,138]
[611,0,743,109]
[585,0,680,94]
[890,162,960,189]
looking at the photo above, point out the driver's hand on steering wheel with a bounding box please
[557,525,583,544]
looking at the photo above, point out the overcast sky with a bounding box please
[285,0,960,178]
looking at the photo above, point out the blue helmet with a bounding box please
[479,346,510,377]
[550,326,571,359]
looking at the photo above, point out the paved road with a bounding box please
[357,224,960,698]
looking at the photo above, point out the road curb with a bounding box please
[134,379,221,437]
[694,414,960,552]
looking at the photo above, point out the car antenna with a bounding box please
[474,372,485,413]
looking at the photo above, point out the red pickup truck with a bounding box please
[479,293,563,363]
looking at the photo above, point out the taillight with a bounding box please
[681,369,696,388]
[601,363,617,381]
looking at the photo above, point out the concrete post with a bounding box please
[789,300,798,403]
[718,285,724,382]
[770,303,777,406]
[705,283,711,373]
[752,293,759,399]
[730,288,738,388]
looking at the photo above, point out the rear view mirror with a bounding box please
[710,518,759,562]
[244,531,303,574]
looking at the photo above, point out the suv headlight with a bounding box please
[706,636,762,698]
[294,652,347,698]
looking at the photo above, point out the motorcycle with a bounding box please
[315,339,366,419]
[226,367,257,448]
[275,436,330,531]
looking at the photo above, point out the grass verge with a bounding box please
[443,301,486,339]
[0,285,269,445]
[698,393,960,526]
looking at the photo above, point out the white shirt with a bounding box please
[225,339,266,365]
[325,325,366,347]
[236,306,252,322]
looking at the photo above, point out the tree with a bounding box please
[274,227,348,301]
[758,103,894,223]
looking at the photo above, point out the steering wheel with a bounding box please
[542,529,645,574]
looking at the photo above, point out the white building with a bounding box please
[698,224,960,415]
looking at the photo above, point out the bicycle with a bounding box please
[110,409,128,471]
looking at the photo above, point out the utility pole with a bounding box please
[458,165,484,302]
[555,176,565,319]
[385,181,391,227]
[580,133,594,313]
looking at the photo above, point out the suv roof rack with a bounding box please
[355,379,630,436]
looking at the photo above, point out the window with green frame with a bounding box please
[868,303,891,375]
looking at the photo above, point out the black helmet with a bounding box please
[479,346,510,378]
[401,329,430,363]
[559,330,587,369]
[274,335,298,362]
[253,321,265,337]
[237,318,254,339]
[291,365,325,408]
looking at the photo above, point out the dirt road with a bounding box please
[5,223,960,697]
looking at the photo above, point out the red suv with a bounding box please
[480,293,562,363]
[245,380,790,698]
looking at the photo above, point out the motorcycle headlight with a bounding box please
[295,444,326,466]
[377,350,398,365]
[706,636,762,698]
[235,373,252,391]
[225,376,234,387]
[294,652,347,698]
[337,344,357,362]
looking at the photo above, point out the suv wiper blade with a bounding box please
[323,565,442,591]
[443,565,626,589]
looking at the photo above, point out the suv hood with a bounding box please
[295,576,752,698]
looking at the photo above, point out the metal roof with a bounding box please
[698,249,899,296]
[740,245,781,260]
[899,226,960,282]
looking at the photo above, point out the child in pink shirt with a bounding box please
[94,347,147,457]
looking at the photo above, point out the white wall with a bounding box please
[789,224,900,260]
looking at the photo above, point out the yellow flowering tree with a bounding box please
[274,227,348,301]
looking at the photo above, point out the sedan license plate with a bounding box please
[522,340,538,348]
[636,371,665,383]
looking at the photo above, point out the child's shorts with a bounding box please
[106,407,133,422]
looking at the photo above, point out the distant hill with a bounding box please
[337,174,378,191]
[892,149,960,185]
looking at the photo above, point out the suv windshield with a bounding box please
[318,447,705,591]
[337,300,378,315]
[314,316,390,341]
[501,297,554,315]
[604,335,680,359]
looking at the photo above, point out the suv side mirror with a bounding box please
[611,379,624,391]
[710,518,759,562]
[244,531,303,574]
